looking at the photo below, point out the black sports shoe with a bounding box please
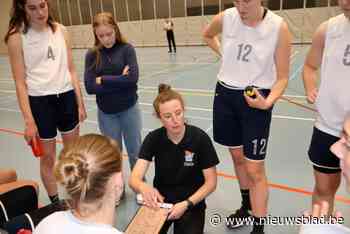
[226,208,252,229]
[250,231,264,234]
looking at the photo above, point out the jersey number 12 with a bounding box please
[237,43,252,62]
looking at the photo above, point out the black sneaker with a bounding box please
[226,208,252,229]
[250,231,264,234]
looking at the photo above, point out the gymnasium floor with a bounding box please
[0,45,349,233]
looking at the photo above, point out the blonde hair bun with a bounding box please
[158,83,171,94]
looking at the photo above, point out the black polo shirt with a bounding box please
[139,124,219,209]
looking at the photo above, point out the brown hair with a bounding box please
[4,0,56,43]
[55,134,122,210]
[153,83,185,118]
[91,12,127,68]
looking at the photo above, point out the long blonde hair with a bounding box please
[55,134,122,214]
[91,12,127,68]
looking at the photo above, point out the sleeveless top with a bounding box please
[21,24,73,96]
[218,7,283,89]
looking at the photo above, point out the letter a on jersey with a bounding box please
[47,46,55,60]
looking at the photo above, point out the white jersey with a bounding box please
[315,14,350,137]
[217,8,283,89]
[21,24,73,96]
[33,211,123,234]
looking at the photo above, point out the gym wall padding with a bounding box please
[0,0,12,55]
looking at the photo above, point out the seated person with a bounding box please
[33,134,124,234]
[0,170,67,234]
[129,84,219,234]
[0,169,38,227]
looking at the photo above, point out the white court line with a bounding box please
[138,86,306,98]
[289,50,299,64]
[289,63,304,81]
[289,47,309,81]
[0,81,306,98]
[0,107,18,113]
[84,119,154,132]
[0,88,306,98]
[0,90,311,117]
[0,106,314,122]
[0,89,15,93]
[139,85,214,94]
[140,103,315,121]
[85,106,97,112]
[0,49,305,96]
[0,107,154,133]
[0,96,16,105]
[139,66,186,80]
[205,125,213,133]
[140,62,214,65]
[272,115,314,121]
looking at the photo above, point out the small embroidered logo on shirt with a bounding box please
[47,46,55,60]
[184,150,194,166]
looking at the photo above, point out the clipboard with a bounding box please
[124,206,169,234]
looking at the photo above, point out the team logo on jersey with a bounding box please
[184,150,194,167]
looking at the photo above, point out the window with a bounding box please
[79,0,91,24]
[129,0,141,20]
[330,0,338,6]
[91,0,102,17]
[282,0,304,9]
[155,0,169,19]
[266,0,281,10]
[204,0,219,15]
[115,0,128,22]
[49,0,60,22]
[306,0,329,8]
[187,0,202,16]
[221,0,233,11]
[60,0,71,25]
[170,0,185,17]
[102,0,115,16]
[70,0,81,25]
[141,0,155,20]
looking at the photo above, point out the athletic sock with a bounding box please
[252,216,265,233]
[49,194,59,204]
[240,189,251,211]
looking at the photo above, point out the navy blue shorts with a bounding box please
[213,82,272,161]
[29,90,79,139]
[308,127,341,174]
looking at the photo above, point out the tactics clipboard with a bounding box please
[124,205,169,234]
